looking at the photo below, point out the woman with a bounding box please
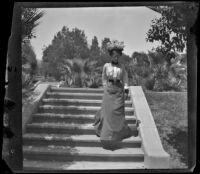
[93,40,132,150]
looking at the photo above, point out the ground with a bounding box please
[144,91,188,168]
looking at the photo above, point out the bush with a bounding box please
[131,51,187,92]
[144,75,155,90]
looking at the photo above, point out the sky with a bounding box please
[30,7,161,61]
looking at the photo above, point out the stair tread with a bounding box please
[47,92,131,99]
[23,145,144,156]
[33,113,136,119]
[23,160,145,170]
[39,105,134,111]
[27,122,93,128]
[51,87,104,91]
[43,98,132,104]
[27,122,137,130]
[23,133,141,142]
[47,92,104,96]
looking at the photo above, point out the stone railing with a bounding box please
[22,84,51,134]
[129,86,170,169]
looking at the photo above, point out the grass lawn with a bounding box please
[144,91,188,169]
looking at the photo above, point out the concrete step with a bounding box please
[23,133,142,148]
[50,87,104,94]
[38,105,134,115]
[25,123,138,135]
[23,146,144,162]
[23,160,144,170]
[31,113,136,124]
[40,82,60,87]
[46,92,131,100]
[42,98,133,107]
[46,92,103,100]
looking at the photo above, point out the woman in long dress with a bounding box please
[93,40,132,150]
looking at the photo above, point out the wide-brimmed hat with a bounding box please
[107,40,125,51]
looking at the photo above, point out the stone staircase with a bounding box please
[23,87,145,170]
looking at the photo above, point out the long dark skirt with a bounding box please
[93,82,132,150]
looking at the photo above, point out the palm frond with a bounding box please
[22,8,45,40]
[63,59,74,68]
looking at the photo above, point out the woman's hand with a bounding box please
[124,88,129,94]
[124,85,129,94]
[124,86,129,100]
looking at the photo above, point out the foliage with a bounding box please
[101,37,111,55]
[21,7,44,84]
[90,36,100,60]
[130,51,187,91]
[22,41,38,88]
[146,3,198,58]
[21,42,39,105]
[97,37,111,66]
[149,51,187,91]
[22,42,37,73]
[57,57,101,88]
[132,51,150,66]
[43,26,90,62]
[130,51,155,90]
[21,8,45,105]
[21,7,45,42]
[41,27,110,87]
[42,26,91,81]
[41,29,135,88]
[40,24,187,91]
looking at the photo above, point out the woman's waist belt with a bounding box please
[108,79,121,83]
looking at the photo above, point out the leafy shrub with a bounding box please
[144,75,155,90]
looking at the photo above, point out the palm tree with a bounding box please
[21,7,45,42]
[58,57,99,87]
[21,8,45,104]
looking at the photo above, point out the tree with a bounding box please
[146,3,198,58]
[42,26,90,72]
[61,26,90,60]
[22,41,38,87]
[96,37,111,66]
[42,26,92,80]
[100,37,111,55]
[89,36,100,60]
[57,57,99,87]
[22,41,37,74]
[21,7,45,42]
[132,51,150,67]
[147,51,187,91]
[130,52,155,89]
[129,50,187,91]
[21,7,44,87]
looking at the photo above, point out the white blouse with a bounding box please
[102,63,128,89]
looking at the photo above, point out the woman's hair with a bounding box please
[108,49,123,57]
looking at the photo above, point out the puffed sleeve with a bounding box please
[122,65,128,89]
[102,63,107,87]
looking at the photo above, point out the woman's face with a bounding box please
[111,50,121,63]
